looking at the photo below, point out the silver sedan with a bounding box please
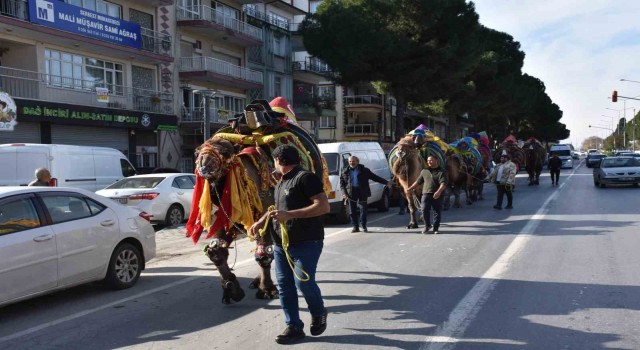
[593,156,640,188]
[96,173,196,226]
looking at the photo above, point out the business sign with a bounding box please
[0,91,18,132]
[96,87,109,103]
[28,0,141,49]
[15,99,177,130]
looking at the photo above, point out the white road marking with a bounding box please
[0,212,397,344]
[420,172,571,350]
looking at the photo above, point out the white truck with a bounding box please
[0,143,136,191]
[318,142,392,223]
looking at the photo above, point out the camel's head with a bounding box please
[397,136,417,158]
[195,136,239,180]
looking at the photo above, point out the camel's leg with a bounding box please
[254,243,279,299]
[204,240,245,304]
[405,191,419,228]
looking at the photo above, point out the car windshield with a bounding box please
[601,158,640,168]
[105,177,165,189]
[323,153,340,175]
[552,150,571,156]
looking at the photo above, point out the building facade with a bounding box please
[0,0,179,172]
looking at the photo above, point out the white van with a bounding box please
[548,144,573,169]
[0,144,136,191]
[318,142,392,223]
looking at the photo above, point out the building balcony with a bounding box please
[177,5,263,47]
[344,123,379,137]
[178,56,263,89]
[344,95,383,111]
[181,106,240,124]
[0,0,173,63]
[243,5,291,31]
[293,58,332,83]
[0,66,175,115]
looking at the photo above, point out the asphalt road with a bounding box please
[1,158,640,350]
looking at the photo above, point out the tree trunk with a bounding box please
[395,95,407,141]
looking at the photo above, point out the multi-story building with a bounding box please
[0,0,179,171]
[175,0,265,171]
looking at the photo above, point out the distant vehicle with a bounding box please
[0,144,136,191]
[615,151,635,157]
[0,186,156,307]
[593,156,640,188]
[587,149,598,154]
[318,142,391,224]
[548,144,573,169]
[96,173,196,226]
[586,154,606,168]
[571,152,579,160]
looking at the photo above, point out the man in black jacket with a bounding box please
[340,156,391,233]
[548,153,562,186]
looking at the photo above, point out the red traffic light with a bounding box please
[612,90,618,102]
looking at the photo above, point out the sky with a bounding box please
[473,0,640,149]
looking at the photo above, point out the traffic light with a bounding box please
[612,90,618,102]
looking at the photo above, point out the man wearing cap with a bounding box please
[489,151,517,209]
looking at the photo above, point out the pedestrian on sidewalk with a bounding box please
[407,156,447,234]
[489,151,517,209]
[251,144,329,345]
[340,155,391,233]
[548,153,562,186]
[28,168,52,187]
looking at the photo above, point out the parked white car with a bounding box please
[96,173,196,226]
[0,186,156,308]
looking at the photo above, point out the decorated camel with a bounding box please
[493,135,526,172]
[446,135,490,207]
[522,137,546,185]
[186,97,331,304]
[388,125,449,228]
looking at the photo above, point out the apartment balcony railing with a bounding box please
[344,95,383,106]
[0,0,27,19]
[181,106,240,123]
[140,27,173,56]
[177,5,263,41]
[345,123,377,135]
[0,66,175,114]
[242,5,290,31]
[293,58,332,76]
[179,56,263,85]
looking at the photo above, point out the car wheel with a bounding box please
[594,179,599,187]
[104,243,142,290]
[599,181,606,188]
[165,204,184,226]
[336,202,350,224]
[377,189,390,212]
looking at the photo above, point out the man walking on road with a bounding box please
[489,151,517,209]
[408,156,447,234]
[340,156,391,232]
[250,145,329,345]
[548,153,562,186]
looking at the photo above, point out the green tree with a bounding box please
[300,0,482,140]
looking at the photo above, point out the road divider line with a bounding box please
[420,181,564,350]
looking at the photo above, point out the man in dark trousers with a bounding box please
[340,156,391,233]
[548,153,562,186]
[249,145,329,345]
[408,156,447,234]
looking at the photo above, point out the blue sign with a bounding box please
[28,0,141,49]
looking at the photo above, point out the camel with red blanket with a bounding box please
[186,98,330,304]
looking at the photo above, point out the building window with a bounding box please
[66,0,122,18]
[272,36,285,57]
[268,12,289,30]
[45,49,124,95]
[136,153,157,168]
[213,1,239,19]
[319,116,335,128]
[274,76,282,97]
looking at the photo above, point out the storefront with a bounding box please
[10,98,177,168]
